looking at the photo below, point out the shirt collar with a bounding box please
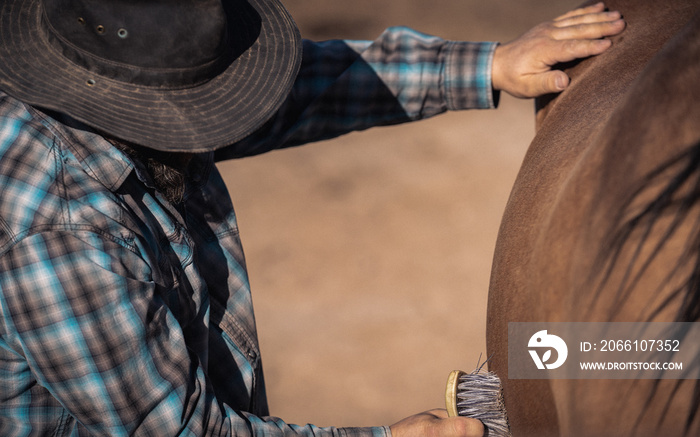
[33,107,214,194]
[34,107,135,192]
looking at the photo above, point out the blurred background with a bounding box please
[217,0,581,428]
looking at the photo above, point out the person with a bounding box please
[0,0,624,435]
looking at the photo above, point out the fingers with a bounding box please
[550,38,612,64]
[490,2,626,98]
[544,5,625,65]
[551,2,626,40]
[428,410,484,437]
[555,1,607,21]
[428,409,449,419]
[508,71,571,99]
[554,10,621,27]
[535,71,571,96]
[390,409,485,437]
[445,416,485,437]
[552,16,626,41]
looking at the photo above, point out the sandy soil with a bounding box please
[217,0,581,428]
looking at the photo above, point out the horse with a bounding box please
[485,0,700,435]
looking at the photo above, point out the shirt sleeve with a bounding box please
[0,230,390,436]
[215,26,498,160]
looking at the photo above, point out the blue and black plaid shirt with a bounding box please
[0,28,497,436]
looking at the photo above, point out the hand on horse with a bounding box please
[390,409,485,437]
[491,2,626,98]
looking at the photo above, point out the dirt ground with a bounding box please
[217,0,582,429]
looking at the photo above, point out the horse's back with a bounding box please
[486,1,700,435]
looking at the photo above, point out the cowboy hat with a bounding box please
[0,0,302,152]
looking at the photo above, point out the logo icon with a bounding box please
[528,330,568,370]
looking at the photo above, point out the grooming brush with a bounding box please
[445,359,511,437]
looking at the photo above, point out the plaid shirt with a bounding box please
[0,27,496,436]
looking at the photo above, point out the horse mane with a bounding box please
[596,141,700,323]
[592,140,700,433]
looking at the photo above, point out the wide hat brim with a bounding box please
[0,0,302,152]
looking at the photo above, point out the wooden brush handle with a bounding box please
[445,370,465,417]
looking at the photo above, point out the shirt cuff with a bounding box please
[443,41,500,110]
[338,425,392,437]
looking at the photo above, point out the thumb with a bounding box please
[533,71,570,96]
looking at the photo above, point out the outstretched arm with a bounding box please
[492,2,626,98]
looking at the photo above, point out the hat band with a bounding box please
[41,6,231,89]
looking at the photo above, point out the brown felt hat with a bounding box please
[0,0,302,152]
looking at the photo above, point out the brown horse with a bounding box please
[486,0,700,436]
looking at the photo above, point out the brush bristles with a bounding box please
[456,371,511,437]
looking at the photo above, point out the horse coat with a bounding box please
[486,0,700,436]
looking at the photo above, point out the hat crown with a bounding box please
[42,0,242,86]
[0,0,301,151]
